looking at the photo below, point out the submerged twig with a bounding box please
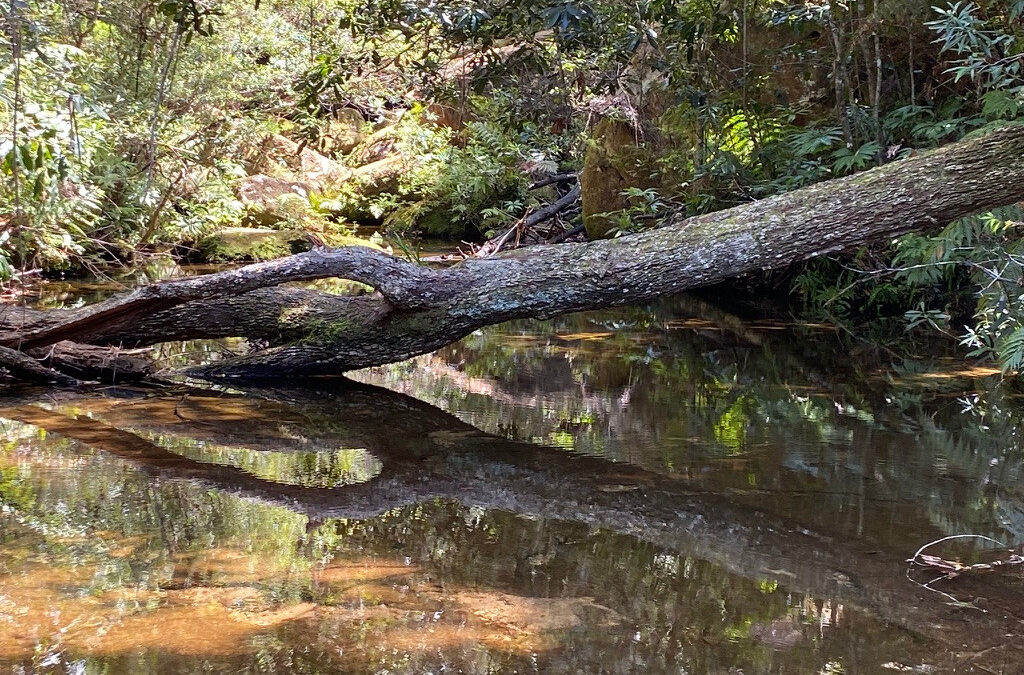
[908,534,1014,569]
[905,534,1023,610]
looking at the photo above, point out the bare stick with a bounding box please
[909,534,1007,564]
[529,172,578,190]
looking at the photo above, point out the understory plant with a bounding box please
[790,0,1024,371]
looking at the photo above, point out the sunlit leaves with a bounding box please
[926,1,1023,92]
[789,126,844,157]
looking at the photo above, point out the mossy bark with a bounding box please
[580,117,658,239]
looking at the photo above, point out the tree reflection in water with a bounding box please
[3,296,1024,673]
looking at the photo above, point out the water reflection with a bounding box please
[356,298,1024,550]
[2,295,1024,672]
[0,425,920,674]
[154,436,383,488]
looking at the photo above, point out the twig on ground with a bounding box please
[477,184,582,257]
[529,172,577,190]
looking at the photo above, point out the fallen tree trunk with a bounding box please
[3,124,1024,380]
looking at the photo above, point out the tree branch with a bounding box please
[528,172,577,190]
[0,246,438,352]
[0,346,78,385]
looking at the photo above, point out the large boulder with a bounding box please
[348,126,402,167]
[298,145,350,187]
[242,125,414,225]
[236,174,313,227]
[260,134,350,190]
[322,108,368,156]
[351,154,406,197]
[261,134,301,168]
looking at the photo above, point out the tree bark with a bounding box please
[2,124,1024,381]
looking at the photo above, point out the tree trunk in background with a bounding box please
[3,124,1024,382]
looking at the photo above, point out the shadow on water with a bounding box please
[2,294,1024,673]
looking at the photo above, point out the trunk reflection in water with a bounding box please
[2,295,1024,673]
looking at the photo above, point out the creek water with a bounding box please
[2,275,1024,674]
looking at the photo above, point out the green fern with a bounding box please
[997,326,1024,373]
[788,126,843,157]
[831,142,880,175]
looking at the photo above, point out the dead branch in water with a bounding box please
[908,534,1023,577]
[906,534,1024,609]
[476,183,582,257]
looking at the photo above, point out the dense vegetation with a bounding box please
[1,0,1023,366]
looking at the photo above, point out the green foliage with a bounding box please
[831,141,881,174]
[372,111,544,237]
[788,126,844,157]
[926,2,1024,92]
[786,2,1024,373]
[597,186,680,238]
[163,159,247,241]
[0,39,116,269]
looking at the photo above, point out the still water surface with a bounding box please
[2,287,1024,674]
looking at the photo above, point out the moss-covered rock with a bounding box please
[198,227,308,261]
[197,227,386,262]
[236,174,314,227]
